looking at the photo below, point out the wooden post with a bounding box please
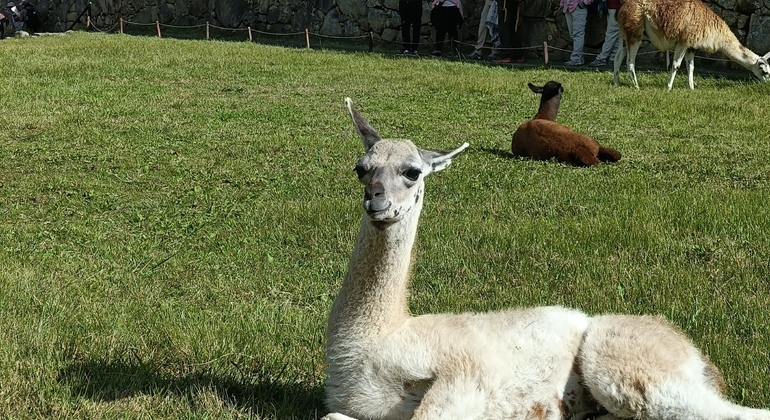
[156,20,161,38]
[206,21,210,40]
[368,32,373,52]
[119,17,123,34]
[666,51,670,70]
[248,26,252,42]
[543,41,549,66]
[305,28,310,49]
[86,14,90,30]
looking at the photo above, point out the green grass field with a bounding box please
[0,32,768,418]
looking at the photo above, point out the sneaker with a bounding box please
[564,59,583,66]
[409,50,420,56]
[486,53,503,61]
[469,51,483,60]
[510,56,525,63]
[495,56,512,63]
[588,59,607,67]
[431,50,442,57]
[399,49,410,55]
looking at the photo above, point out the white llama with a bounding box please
[613,0,770,90]
[323,97,770,420]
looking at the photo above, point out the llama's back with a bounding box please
[621,0,734,53]
[512,120,602,166]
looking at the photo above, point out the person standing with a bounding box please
[430,0,464,57]
[493,0,526,63]
[588,0,620,67]
[560,0,593,66]
[470,0,500,60]
[399,0,423,55]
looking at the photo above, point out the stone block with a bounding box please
[368,7,387,32]
[716,0,738,10]
[381,27,398,41]
[338,0,367,19]
[158,4,175,23]
[747,13,770,52]
[321,8,342,35]
[215,0,249,26]
[343,19,361,35]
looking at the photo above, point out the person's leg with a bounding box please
[473,0,492,55]
[411,2,423,51]
[432,7,447,53]
[509,6,525,61]
[605,9,620,62]
[399,0,411,51]
[568,6,587,64]
[446,6,459,54]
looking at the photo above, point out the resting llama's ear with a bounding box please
[345,97,381,152]
[419,143,469,173]
[763,52,770,61]
[528,83,545,94]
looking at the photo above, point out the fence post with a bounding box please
[206,21,210,40]
[247,26,252,42]
[119,17,123,34]
[156,20,161,37]
[305,28,310,49]
[86,14,90,30]
[543,41,549,66]
[368,32,373,52]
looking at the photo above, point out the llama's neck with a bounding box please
[721,40,760,72]
[327,202,422,345]
[534,96,561,121]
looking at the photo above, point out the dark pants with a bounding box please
[399,0,423,51]
[498,0,524,59]
[431,5,462,52]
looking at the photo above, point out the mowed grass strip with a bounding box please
[0,32,768,418]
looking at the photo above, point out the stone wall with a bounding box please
[35,0,770,60]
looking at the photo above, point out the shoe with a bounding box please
[469,51,483,60]
[565,60,583,66]
[486,53,503,61]
[495,56,512,63]
[510,56,525,63]
[431,50,442,57]
[588,59,607,67]
[409,50,420,56]
[399,49,410,55]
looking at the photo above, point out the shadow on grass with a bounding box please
[478,146,515,161]
[57,355,324,419]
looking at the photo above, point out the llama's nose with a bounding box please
[364,185,390,212]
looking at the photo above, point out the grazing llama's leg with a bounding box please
[685,50,696,90]
[580,315,770,419]
[613,42,626,85]
[627,41,642,89]
[666,45,689,91]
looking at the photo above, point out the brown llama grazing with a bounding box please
[511,81,621,167]
[614,0,770,90]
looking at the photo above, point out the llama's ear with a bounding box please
[762,51,770,61]
[419,142,469,173]
[528,83,544,94]
[345,97,381,152]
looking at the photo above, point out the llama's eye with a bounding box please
[403,168,421,181]
[354,165,367,179]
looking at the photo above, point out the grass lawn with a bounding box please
[0,32,768,418]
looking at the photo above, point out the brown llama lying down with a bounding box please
[511,81,621,167]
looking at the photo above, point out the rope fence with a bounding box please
[67,3,737,70]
